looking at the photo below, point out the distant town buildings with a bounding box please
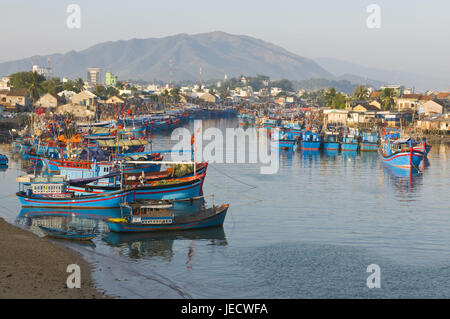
[72,90,97,107]
[36,93,65,109]
[105,72,118,86]
[0,77,10,91]
[32,65,52,79]
[0,88,30,110]
[87,68,101,85]
[380,85,404,97]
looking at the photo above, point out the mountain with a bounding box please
[0,31,331,82]
[315,57,450,91]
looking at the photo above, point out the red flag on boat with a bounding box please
[191,133,195,146]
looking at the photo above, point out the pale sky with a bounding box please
[2,0,450,78]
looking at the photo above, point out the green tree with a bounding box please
[380,88,395,110]
[10,71,45,91]
[93,85,107,99]
[324,87,337,106]
[42,77,63,95]
[62,79,77,92]
[106,86,119,98]
[116,80,125,90]
[353,85,369,101]
[161,89,170,104]
[170,87,181,103]
[271,79,294,92]
[28,72,44,102]
[74,78,85,92]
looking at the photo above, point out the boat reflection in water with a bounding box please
[102,227,227,261]
[322,149,339,157]
[17,208,123,239]
[381,163,422,194]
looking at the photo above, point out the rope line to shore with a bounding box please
[208,163,258,190]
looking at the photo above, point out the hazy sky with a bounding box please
[2,0,450,78]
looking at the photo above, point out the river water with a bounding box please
[1,118,449,298]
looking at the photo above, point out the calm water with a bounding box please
[1,118,450,298]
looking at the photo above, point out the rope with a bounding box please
[207,181,263,203]
[208,164,258,190]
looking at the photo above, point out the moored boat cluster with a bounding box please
[13,109,232,238]
[239,109,430,169]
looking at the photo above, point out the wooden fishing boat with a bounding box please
[16,175,134,208]
[322,132,340,151]
[300,131,321,151]
[378,137,424,169]
[39,225,96,241]
[105,200,229,233]
[360,131,379,151]
[341,135,359,151]
[272,130,298,150]
[68,174,206,200]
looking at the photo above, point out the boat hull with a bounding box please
[360,142,379,151]
[17,190,133,209]
[378,148,424,168]
[323,142,340,151]
[68,178,204,200]
[106,207,228,233]
[301,141,321,151]
[341,143,358,151]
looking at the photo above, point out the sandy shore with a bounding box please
[0,218,109,298]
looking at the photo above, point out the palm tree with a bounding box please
[380,88,395,110]
[324,87,336,106]
[74,78,85,93]
[28,71,43,103]
[353,85,369,101]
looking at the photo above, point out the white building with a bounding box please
[57,90,76,102]
[0,77,10,91]
[32,65,52,79]
[87,68,101,85]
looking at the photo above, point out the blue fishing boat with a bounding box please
[68,174,205,200]
[322,132,340,151]
[39,225,96,241]
[42,156,162,183]
[16,175,133,208]
[0,154,8,165]
[378,137,424,169]
[300,131,321,151]
[360,131,379,151]
[272,130,298,150]
[105,200,229,233]
[412,138,432,157]
[341,135,359,151]
[281,121,302,138]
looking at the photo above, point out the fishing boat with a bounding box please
[322,132,340,151]
[42,154,162,182]
[360,131,379,151]
[300,131,321,151]
[282,121,303,138]
[39,225,96,241]
[0,154,8,165]
[378,137,424,169]
[412,138,432,157]
[272,130,298,150]
[341,135,359,151]
[68,174,206,200]
[16,175,133,208]
[105,198,229,233]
